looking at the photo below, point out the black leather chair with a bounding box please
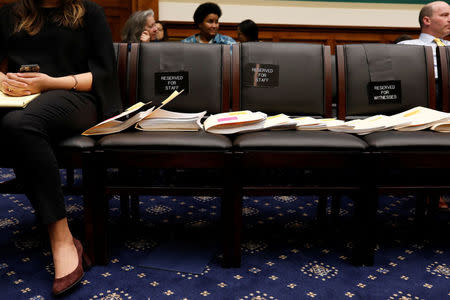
[336,43,450,264]
[437,45,450,112]
[230,42,369,266]
[59,43,128,196]
[91,42,238,266]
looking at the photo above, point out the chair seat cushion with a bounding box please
[56,135,96,150]
[97,131,232,150]
[363,131,450,150]
[233,131,368,150]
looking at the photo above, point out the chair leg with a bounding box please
[352,188,376,266]
[85,152,109,265]
[415,193,427,240]
[223,200,242,267]
[118,169,140,223]
[94,192,110,265]
[331,193,341,225]
[120,193,130,222]
[222,152,241,268]
[327,193,342,243]
[130,195,140,220]
[425,194,440,241]
[82,152,102,265]
[427,194,440,216]
[82,167,96,264]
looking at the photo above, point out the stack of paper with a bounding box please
[136,109,206,131]
[82,90,183,136]
[328,115,410,135]
[430,122,450,132]
[263,114,298,131]
[204,110,267,134]
[82,102,155,135]
[391,106,450,131]
[294,117,345,131]
[293,107,450,135]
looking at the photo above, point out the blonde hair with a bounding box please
[13,0,85,36]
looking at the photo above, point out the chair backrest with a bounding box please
[113,42,128,109]
[232,42,332,117]
[337,44,435,119]
[331,54,337,104]
[128,42,230,114]
[113,43,119,60]
[437,46,449,112]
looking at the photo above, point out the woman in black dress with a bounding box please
[0,0,121,295]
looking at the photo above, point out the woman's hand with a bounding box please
[140,30,151,43]
[1,72,51,96]
[1,72,32,96]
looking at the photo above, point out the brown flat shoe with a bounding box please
[52,238,89,296]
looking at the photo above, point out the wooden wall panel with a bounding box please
[0,0,147,42]
[165,21,421,53]
[0,1,421,50]
[132,0,158,20]
[93,0,131,42]
[93,0,159,41]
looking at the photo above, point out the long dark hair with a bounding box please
[238,19,258,42]
[13,0,85,35]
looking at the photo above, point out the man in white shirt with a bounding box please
[399,1,450,209]
[398,1,450,77]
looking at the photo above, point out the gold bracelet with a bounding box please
[71,75,78,91]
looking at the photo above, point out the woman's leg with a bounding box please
[1,90,97,279]
[48,218,78,278]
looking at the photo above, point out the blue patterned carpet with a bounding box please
[0,168,449,300]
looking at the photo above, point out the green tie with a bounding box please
[434,38,445,46]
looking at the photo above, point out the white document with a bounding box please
[328,115,407,135]
[392,106,450,131]
[294,117,345,131]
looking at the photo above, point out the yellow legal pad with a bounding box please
[0,91,40,108]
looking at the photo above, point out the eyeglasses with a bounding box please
[145,23,157,29]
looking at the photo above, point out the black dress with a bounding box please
[0,1,122,224]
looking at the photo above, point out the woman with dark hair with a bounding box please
[0,0,121,296]
[393,34,413,44]
[237,19,259,42]
[121,9,157,42]
[151,22,168,41]
[182,2,235,44]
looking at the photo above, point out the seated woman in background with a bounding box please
[237,19,259,42]
[151,22,168,41]
[182,2,235,44]
[121,9,157,43]
[393,34,413,44]
[0,0,121,296]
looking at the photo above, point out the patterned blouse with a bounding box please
[181,33,236,45]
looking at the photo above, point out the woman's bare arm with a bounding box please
[1,72,93,96]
